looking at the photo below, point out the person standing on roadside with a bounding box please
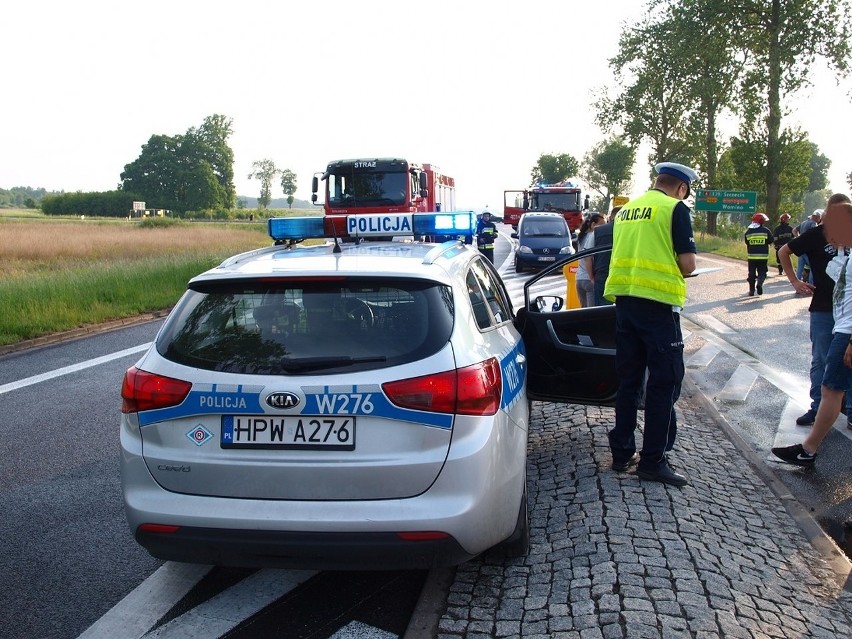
[744,213,774,296]
[590,208,618,306]
[774,200,852,465]
[772,213,795,275]
[575,212,605,307]
[778,193,852,430]
[475,210,497,263]
[603,162,697,487]
[794,209,823,282]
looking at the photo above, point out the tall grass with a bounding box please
[0,218,269,345]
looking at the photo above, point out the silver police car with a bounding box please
[121,212,619,570]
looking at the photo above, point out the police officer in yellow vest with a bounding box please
[603,162,698,487]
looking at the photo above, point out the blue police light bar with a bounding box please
[412,211,475,239]
[268,216,326,241]
[268,212,475,243]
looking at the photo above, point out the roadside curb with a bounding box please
[403,567,456,639]
[681,374,852,592]
[0,311,170,358]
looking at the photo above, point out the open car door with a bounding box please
[514,245,618,406]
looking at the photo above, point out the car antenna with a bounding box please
[330,219,342,253]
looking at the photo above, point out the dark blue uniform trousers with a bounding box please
[609,296,684,473]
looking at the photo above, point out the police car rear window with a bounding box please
[156,278,454,375]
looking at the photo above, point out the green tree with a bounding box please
[724,0,851,218]
[279,169,298,209]
[595,12,698,177]
[716,130,821,221]
[248,159,279,209]
[580,137,636,212]
[188,114,236,209]
[120,115,237,214]
[529,153,579,186]
[665,0,747,235]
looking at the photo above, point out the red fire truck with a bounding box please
[503,182,590,232]
[312,157,455,216]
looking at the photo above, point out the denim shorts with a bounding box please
[822,331,852,392]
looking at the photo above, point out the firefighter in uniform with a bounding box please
[603,162,697,487]
[475,210,497,263]
[772,213,794,274]
[745,213,774,296]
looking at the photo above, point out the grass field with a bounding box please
[0,213,271,346]
[0,209,774,347]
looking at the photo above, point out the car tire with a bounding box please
[515,258,524,273]
[492,482,530,558]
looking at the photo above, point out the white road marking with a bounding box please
[143,569,317,638]
[716,363,759,403]
[695,313,736,334]
[78,563,212,639]
[0,343,150,395]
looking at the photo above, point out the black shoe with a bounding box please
[756,284,763,295]
[748,289,755,297]
[771,443,816,467]
[612,454,639,472]
[637,464,689,487]
[795,411,816,426]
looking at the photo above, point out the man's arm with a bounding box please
[677,252,696,276]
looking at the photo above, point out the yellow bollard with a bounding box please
[563,263,581,309]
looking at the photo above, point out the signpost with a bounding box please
[694,189,758,214]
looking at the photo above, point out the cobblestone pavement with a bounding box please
[431,381,852,638]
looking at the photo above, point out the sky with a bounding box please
[2,0,851,212]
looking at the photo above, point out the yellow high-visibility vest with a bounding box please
[604,189,686,307]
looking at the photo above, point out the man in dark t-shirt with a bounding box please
[779,217,852,424]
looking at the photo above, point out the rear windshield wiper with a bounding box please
[278,355,388,372]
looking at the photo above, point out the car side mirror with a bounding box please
[533,295,564,312]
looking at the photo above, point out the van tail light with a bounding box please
[382,358,501,416]
[121,366,192,413]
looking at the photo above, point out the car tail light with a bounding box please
[138,523,180,534]
[397,531,449,541]
[121,366,192,413]
[382,358,501,416]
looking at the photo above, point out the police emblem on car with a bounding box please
[265,392,301,409]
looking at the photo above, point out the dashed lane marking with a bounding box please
[0,343,150,395]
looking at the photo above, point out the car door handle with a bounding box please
[546,320,616,355]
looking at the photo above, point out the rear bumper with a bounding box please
[136,526,473,570]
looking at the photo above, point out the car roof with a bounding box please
[521,212,564,220]
[190,240,473,287]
